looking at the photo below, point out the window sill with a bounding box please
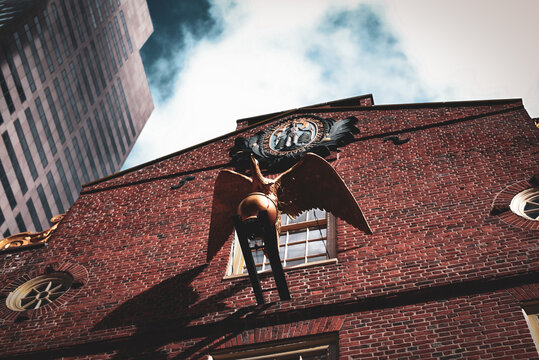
[223,258,338,280]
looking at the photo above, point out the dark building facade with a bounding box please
[0,95,538,359]
[0,0,153,236]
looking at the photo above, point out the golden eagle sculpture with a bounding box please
[206,153,372,262]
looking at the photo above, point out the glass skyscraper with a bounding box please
[0,0,154,236]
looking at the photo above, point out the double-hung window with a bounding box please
[228,209,335,275]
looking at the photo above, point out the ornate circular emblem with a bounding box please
[263,116,325,156]
[229,114,360,171]
[266,118,323,155]
[6,272,73,311]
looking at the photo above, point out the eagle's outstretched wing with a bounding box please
[276,153,372,234]
[207,170,253,261]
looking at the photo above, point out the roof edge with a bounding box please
[83,97,524,187]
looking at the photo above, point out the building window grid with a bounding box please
[46,171,65,214]
[77,0,92,37]
[114,17,128,61]
[3,230,11,238]
[0,67,15,113]
[86,118,110,176]
[2,131,28,194]
[68,0,85,43]
[61,69,82,123]
[0,207,4,227]
[111,85,130,146]
[92,109,116,174]
[84,40,107,90]
[15,214,26,233]
[53,78,74,132]
[42,9,63,66]
[64,147,81,193]
[72,137,90,184]
[102,27,118,73]
[50,3,71,58]
[44,87,66,143]
[86,0,97,29]
[0,159,17,209]
[37,184,53,222]
[59,0,78,50]
[2,41,27,102]
[99,103,121,165]
[23,24,46,83]
[105,93,126,154]
[79,127,101,180]
[119,11,133,53]
[33,16,55,74]
[102,0,110,17]
[116,78,136,137]
[95,0,104,22]
[24,108,48,168]
[13,119,38,180]
[108,0,115,11]
[95,35,113,81]
[83,47,101,96]
[68,62,88,114]
[35,97,58,156]
[56,159,74,205]
[77,54,94,105]
[13,32,36,92]
[26,198,42,232]
[108,22,123,67]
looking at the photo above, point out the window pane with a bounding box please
[252,250,264,265]
[288,230,307,243]
[286,259,304,267]
[287,242,305,259]
[308,227,327,240]
[308,240,326,256]
[312,208,326,220]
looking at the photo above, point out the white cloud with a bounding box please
[383,0,539,112]
[123,0,539,169]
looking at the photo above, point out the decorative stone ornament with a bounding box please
[230,115,360,171]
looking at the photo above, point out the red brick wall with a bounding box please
[1,99,538,359]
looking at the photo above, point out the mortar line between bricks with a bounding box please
[80,105,524,195]
[3,269,537,360]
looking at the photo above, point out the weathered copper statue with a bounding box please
[207,153,372,261]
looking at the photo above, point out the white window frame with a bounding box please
[227,209,336,276]
[209,333,338,360]
[510,187,539,221]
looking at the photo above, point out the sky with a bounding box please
[122,0,539,169]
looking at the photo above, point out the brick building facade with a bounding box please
[0,95,538,359]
